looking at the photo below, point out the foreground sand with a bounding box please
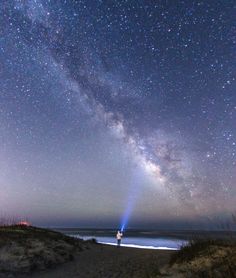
[0,226,175,278]
[2,226,234,277]
[20,244,174,278]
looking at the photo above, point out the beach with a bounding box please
[25,244,174,278]
[0,226,235,277]
[0,226,175,278]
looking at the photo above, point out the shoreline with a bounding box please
[97,241,179,250]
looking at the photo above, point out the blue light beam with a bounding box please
[120,170,143,232]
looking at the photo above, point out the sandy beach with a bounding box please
[0,225,175,278]
[19,244,174,278]
[0,226,235,277]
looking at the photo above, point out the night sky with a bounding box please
[0,0,235,229]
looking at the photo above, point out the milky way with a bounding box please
[0,0,235,228]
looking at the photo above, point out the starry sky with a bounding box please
[0,0,235,229]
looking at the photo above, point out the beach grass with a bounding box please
[0,225,89,274]
[169,238,236,277]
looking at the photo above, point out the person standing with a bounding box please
[116,230,123,247]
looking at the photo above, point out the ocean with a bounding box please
[56,229,189,250]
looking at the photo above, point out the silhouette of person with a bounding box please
[116,230,123,247]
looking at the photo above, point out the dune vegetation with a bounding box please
[166,239,236,278]
[0,225,91,274]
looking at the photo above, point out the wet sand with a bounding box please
[24,244,175,278]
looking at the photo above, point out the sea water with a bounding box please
[78,236,185,250]
[58,229,188,250]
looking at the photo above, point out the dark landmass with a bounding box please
[0,226,235,278]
